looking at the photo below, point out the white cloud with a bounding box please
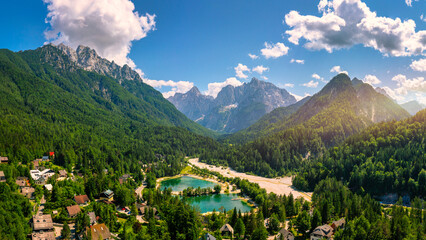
[284,0,426,57]
[405,0,419,7]
[204,77,243,98]
[312,73,327,83]
[382,86,405,101]
[283,83,295,88]
[235,63,250,79]
[302,80,319,88]
[142,79,194,98]
[43,0,156,69]
[415,93,426,105]
[392,74,426,95]
[330,66,348,75]
[410,59,426,72]
[421,14,426,22]
[261,76,268,80]
[290,59,305,64]
[363,74,381,85]
[248,53,259,59]
[260,42,289,59]
[290,92,311,101]
[252,65,269,74]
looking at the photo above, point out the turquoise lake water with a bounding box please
[159,176,252,213]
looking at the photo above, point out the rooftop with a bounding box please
[33,214,53,231]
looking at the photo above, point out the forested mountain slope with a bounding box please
[201,74,411,177]
[0,46,218,174]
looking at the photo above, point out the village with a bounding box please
[0,153,350,240]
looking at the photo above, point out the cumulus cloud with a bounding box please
[261,42,289,59]
[291,92,311,101]
[405,0,419,7]
[302,80,319,88]
[252,65,269,74]
[143,79,194,98]
[284,0,426,57]
[283,83,295,88]
[410,59,426,72]
[421,14,426,22]
[43,0,156,69]
[248,53,259,59]
[392,74,426,95]
[235,63,250,79]
[261,76,269,80]
[330,66,348,75]
[363,74,381,85]
[204,77,243,98]
[290,59,305,64]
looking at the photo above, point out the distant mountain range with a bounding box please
[401,100,425,115]
[168,78,296,133]
[227,74,410,144]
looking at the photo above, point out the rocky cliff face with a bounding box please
[49,43,141,83]
[168,78,297,133]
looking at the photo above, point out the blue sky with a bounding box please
[1,0,425,103]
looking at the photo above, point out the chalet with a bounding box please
[310,224,334,240]
[85,223,111,240]
[33,159,41,170]
[42,156,49,161]
[100,189,114,201]
[58,169,67,178]
[21,187,35,199]
[32,231,55,240]
[74,194,90,205]
[44,184,53,191]
[16,178,28,188]
[32,214,54,231]
[278,228,295,240]
[0,156,8,164]
[67,205,81,218]
[0,171,6,182]
[220,224,234,237]
[331,218,346,232]
[88,212,97,225]
[198,233,216,240]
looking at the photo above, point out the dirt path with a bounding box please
[189,158,312,201]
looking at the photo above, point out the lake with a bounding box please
[159,176,252,213]
[186,193,252,213]
[160,176,218,192]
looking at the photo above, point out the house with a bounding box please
[0,171,6,182]
[74,194,90,205]
[30,169,55,184]
[16,178,29,188]
[119,174,131,184]
[86,223,111,240]
[198,233,216,240]
[100,189,114,201]
[67,205,81,218]
[58,169,67,178]
[220,224,234,237]
[278,228,295,240]
[21,187,35,199]
[32,231,55,240]
[32,214,54,231]
[49,152,55,158]
[310,224,334,240]
[331,218,346,232]
[33,160,40,170]
[88,212,97,225]
[44,184,53,191]
[0,156,8,164]
[42,156,49,161]
[264,218,270,228]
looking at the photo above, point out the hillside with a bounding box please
[401,100,425,115]
[0,45,218,172]
[227,74,409,144]
[168,77,296,133]
[200,74,410,177]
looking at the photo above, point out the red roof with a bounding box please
[49,152,55,156]
[74,195,90,205]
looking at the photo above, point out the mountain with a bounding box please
[200,74,411,177]
[0,44,219,168]
[227,74,410,144]
[168,78,297,133]
[401,100,425,115]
